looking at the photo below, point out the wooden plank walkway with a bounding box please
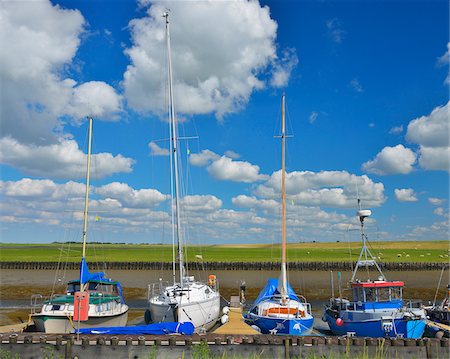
[213,307,260,335]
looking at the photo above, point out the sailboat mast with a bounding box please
[82,117,93,259]
[281,94,288,299]
[164,12,184,288]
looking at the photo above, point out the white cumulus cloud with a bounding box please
[123,0,296,119]
[189,149,267,183]
[437,42,450,84]
[255,170,385,208]
[95,182,168,208]
[207,156,268,183]
[148,141,169,156]
[418,146,450,171]
[189,150,220,167]
[406,101,450,172]
[0,0,122,146]
[0,137,134,179]
[389,125,403,135]
[66,81,123,121]
[394,188,418,202]
[406,101,449,148]
[362,144,417,175]
[429,197,446,206]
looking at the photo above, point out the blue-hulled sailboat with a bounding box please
[31,118,128,333]
[322,205,426,338]
[244,95,314,336]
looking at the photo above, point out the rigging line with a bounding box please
[433,266,446,306]
[51,242,65,296]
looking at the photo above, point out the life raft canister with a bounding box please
[208,274,216,287]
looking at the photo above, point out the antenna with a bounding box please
[350,190,386,282]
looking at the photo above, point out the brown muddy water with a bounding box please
[0,269,444,326]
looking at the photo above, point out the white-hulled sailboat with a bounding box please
[146,12,220,333]
[244,94,314,335]
[31,117,129,333]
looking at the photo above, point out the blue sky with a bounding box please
[0,0,448,245]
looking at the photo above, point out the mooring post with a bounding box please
[65,337,72,359]
[111,336,119,346]
[284,338,291,359]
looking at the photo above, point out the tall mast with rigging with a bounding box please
[164,12,184,288]
[280,94,288,301]
[81,116,93,260]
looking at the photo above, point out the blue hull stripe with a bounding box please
[248,315,314,336]
[323,313,425,338]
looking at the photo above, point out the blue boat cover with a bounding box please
[253,278,300,306]
[76,322,195,335]
[79,257,106,285]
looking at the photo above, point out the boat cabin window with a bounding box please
[66,283,80,294]
[390,286,402,300]
[377,287,390,301]
[352,287,364,301]
[365,288,376,302]
[66,282,117,295]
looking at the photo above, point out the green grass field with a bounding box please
[0,241,448,263]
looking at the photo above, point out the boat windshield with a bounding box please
[352,286,402,302]
[66,282,118,295]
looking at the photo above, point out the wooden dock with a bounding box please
[213,296,260,335]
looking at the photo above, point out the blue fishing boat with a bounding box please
[323,206,426,338]
[244,95,314,336]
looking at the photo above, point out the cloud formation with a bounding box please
[362,144,416,175]
[148,141,169,156]
[406,101,449,172]
[190,149,267,183]
[437,42,450,85]
[0,0,123,146]
[255,170,385,208]
[123,0,296,119]
[0,137,134,179]
[349,78,363,92]
[429,197,446,206]
[326,18,345,43]
[394,188,418,202]
[389,125,404,135]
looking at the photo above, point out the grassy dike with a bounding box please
[0,241,448,263]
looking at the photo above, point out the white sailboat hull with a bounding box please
[32,302,128,333]
[148,280,220,332]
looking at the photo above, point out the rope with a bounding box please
[433,266,446,306]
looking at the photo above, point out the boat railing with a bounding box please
[30,294,46,314]
[404,299,423,309]
[258,294,312,313]
[148,281,172,301]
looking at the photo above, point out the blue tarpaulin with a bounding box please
[76,322,195,335]
[79,257,106,285]
[252,278,300,307]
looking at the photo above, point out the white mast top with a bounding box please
[164,12,184,288]
[81,117,93,259]
[280,94,288,301]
